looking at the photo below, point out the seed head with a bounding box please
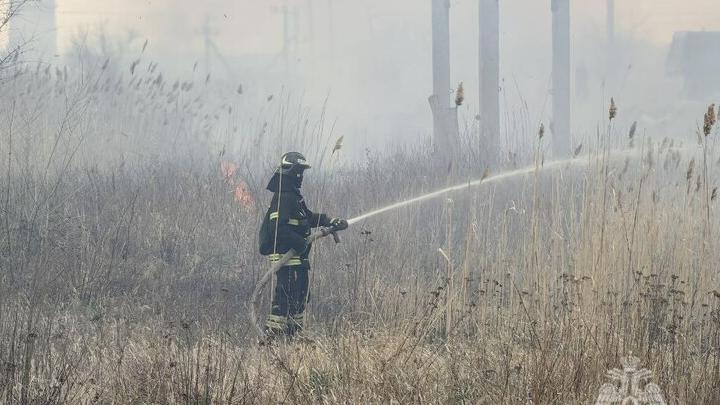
[686,158,695,182]
[332,136,344,155]
[609,98,617,120]
[628,121,637,139]
[703,104,716,136]
[573,143,583,157]
[538,123,545,139]
[455,82,465,107]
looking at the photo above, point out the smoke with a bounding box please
[36,0,720,157]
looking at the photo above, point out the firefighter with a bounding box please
[258,152,348,339]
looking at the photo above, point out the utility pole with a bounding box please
[551,0,571,157]
[430,0,456,167]
[431,0,451,110]
[479,0,500,166]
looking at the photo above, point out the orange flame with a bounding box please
[220,161,255,210]
[233,181,255,209]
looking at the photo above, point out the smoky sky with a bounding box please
[57,0,720,51]
[41,0,720,152]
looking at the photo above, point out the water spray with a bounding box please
[348,153,608,225]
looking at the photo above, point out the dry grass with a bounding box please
[0,60,719,405]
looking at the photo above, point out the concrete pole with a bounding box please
[431,0,452,163]
[432,0,451,111]
[479,0,500,164]
[551,0,571,156]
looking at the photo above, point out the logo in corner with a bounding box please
[594,354,666,405]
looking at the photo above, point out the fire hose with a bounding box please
[250,225,342,338]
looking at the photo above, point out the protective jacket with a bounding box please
[258,173,331,267]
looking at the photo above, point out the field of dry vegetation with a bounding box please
[1,61,719,404]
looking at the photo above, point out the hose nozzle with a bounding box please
[321,224,345,243]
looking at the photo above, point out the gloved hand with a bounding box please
[329,218,349,231]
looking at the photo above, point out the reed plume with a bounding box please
[703,103,716,136]
[455,82,465,107]
[609,98,617,120]
[628,121,637,139]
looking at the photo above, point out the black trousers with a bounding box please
[265,266,309,336]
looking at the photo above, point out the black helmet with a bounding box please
[277,152,311,177]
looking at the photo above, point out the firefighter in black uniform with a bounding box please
[258,152,348,339]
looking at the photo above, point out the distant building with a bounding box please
[7,0,57,62]
[667,31,720,100]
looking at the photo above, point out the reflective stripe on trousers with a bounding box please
[265,314,286,332]
[268,253,304,266]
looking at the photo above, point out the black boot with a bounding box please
[260,314,287,345]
